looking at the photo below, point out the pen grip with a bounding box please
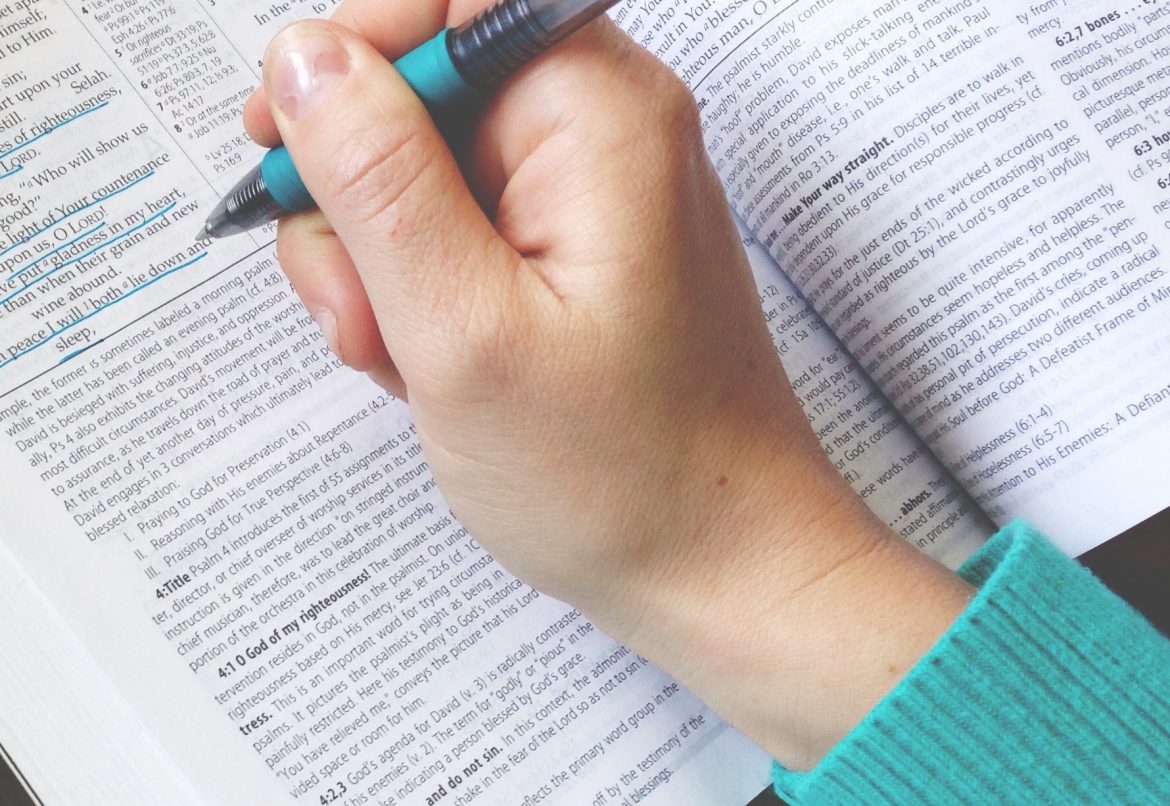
[260,30,480,214]
[449,0,554,87]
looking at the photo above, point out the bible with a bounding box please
[1,0,1166,804]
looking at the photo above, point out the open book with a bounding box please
[0,0,1165,803]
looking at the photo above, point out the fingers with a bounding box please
[367,362,408,400]
[275,211,390,372]
[261,20,525,376]
[243,91,281,147]
[329,0,450,51]
[249,0,471,387]
[275,212,407,398]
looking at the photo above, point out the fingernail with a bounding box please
[269,25,349,120]
[310,307,341,358]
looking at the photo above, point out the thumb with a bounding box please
[262,21,521,357]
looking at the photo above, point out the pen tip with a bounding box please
[195,224,211,243]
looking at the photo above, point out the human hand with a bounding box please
[245,0,972,769]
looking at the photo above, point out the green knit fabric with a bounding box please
[773,520,1170,804]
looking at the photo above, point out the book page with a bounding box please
[0,1,770,803]
[626,0,1170,555]
[735,220,988,568]
[0,536,204,805]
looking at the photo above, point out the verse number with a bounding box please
[319,782,347,805]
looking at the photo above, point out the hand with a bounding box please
[245,0,972,770]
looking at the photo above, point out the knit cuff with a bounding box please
[772,520,1170,804]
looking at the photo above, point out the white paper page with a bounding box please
[624,0,1170,554]
[0,536,203,806]
[0,1,772,803]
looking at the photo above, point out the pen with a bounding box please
[198,0,619,240]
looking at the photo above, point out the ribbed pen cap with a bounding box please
[773,521,1170,804]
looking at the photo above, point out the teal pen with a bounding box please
[198,0,619,240]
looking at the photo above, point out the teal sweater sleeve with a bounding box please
[773,521,1170,804]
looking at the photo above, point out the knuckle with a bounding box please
[325,116,433,226]
[658,73,703,145]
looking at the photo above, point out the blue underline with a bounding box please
[0,102,110,161]
[1,202,176,305]
[60,346,91,364]
[0,170,155,259]
[8,222,108,281]
[0,165,22,181]
[0,251,208,371]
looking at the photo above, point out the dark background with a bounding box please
[1,508,1165,806]
[1079,506,1170,636]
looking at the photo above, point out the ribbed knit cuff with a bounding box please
[772,521,1170,804]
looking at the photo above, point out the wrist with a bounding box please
[589,430,974,771]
